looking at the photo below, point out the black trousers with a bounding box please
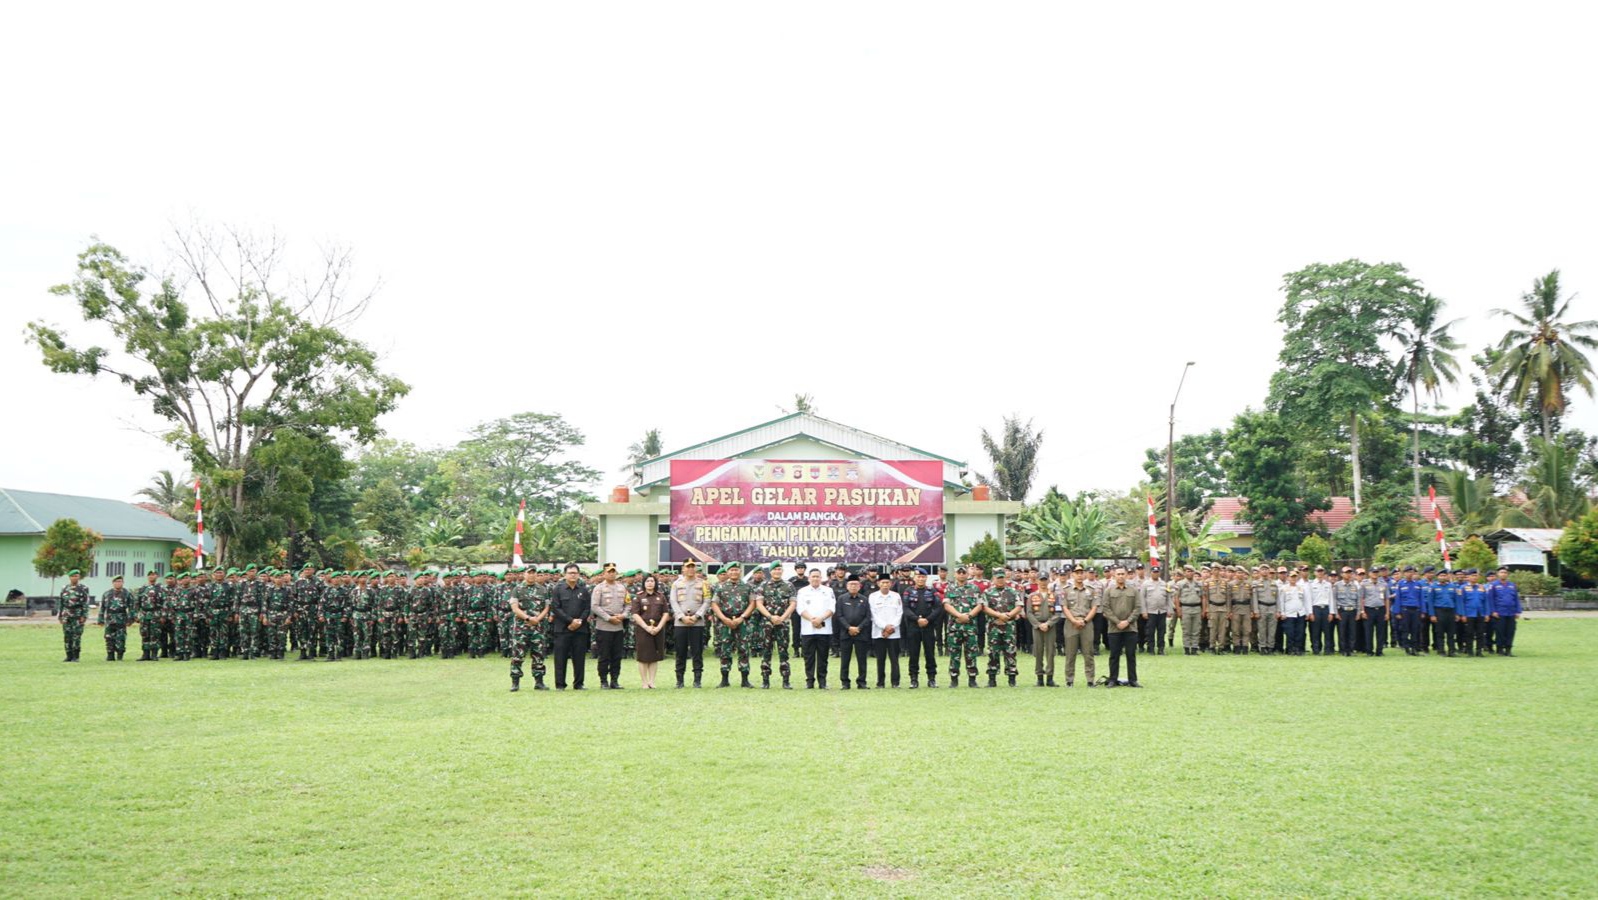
[1399,608,1423,651]
[1310,607,1332,654]
[552,630,589,688]
[1142,613,1167,651]
[840,637,870,685]
[674,627,706,677]
[1362,607,1385,655]
[801,634,831,685]
[1283,615,1305,654]
[903,625,937,681]
[1106,631,1137,684]
[1336,610,1358,655]
[872,637,901,686]
[594,630,623,681]
[1434,608,1457,654]
[1493,616,1517,652]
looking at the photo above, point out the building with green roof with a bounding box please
[1,488,197,599]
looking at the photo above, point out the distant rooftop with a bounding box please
[0,487,195,544]
[1206,495,1458,536]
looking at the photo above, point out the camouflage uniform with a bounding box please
[264,581,293,659]
[377,581,403,658]
[291,576,322,659]
[204,579,234,659]
[322,581,351,660]
[494,580,513,657]
[983,585,1023,683]
[58,582,91,661]
[98,586,134,659]
[134,580,166,660]
[509,581,551,687]
[755,577,795,685]
[169,581,198,660]
[467,581,494,657]
[236,578,265,660]
[943,583,984,686]
[350,581,376,659]
[405,581,436,658]
[711,579,757,679]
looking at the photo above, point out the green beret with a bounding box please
[244,563,257,571]
[67,569,81,576]
[624,569,640,577]
[226,568,239,575]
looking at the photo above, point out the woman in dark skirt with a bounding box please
[631,575,671,688]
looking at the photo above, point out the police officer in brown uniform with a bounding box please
[1174,567,1204,655]
[1101,567,1141,687]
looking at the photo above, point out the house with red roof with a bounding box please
[1205,495,1457,556]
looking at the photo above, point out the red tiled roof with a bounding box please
[133,502,177,520]
[1206,495,1457,536]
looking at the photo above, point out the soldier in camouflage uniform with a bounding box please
[234,566,264,660]
[754,565,796,689]
[982,570,1024,687]
[97,574,134,661]
[134,571,165,661]
[941,568,985,687]
[711,562,757,688]
[467,572,495,657]
[407,571,438,658]
[263,570,293,659]
[203,569,234,660]
[291,565,321,659]
[58,570,91,662]
[350,572,376,659]
[320,572,350,661]
[509,568,552,691]
[375,571,401,659]
[168,574,198,660]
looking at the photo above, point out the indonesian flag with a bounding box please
[1147,493,1161,570]
[194,478,205,570]
[512,499,525,567]
[1430,485,1451,571]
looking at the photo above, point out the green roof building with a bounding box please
[1,488,196,598]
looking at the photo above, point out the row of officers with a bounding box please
[53,560,1526,685]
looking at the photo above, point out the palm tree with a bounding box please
[977,416,1044,502]
[1440,468,1499,533]
[136,469,188,519]
[1498,437,1591,529]
[621,428,664,475]
[1393,294,1462,508]
[1491,270,1598,442]
[1013,492,1113,558]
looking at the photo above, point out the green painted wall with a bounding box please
[2,536,185,600]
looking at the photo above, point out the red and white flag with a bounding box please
[512,499,525,567]
[1147,493,1161,570]
[1430,485,1451,571]
[194,478,205,570]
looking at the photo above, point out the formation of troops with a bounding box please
[54,559,1527,691]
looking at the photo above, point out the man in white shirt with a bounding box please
[1306,565,1335,655]
[869,575,903,689]
[795,569,836,689]
[1278,569,1310,656]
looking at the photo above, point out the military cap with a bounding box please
[111,574,123,581]
[1463,568,1478,575]
[1422,565,1436,573]
[244,563,257,571]
[67,568,82,576]
[1403,565,1417,571]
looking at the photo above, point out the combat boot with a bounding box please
[1036,675,1045,687]
[782,674,792,690]
[718,672,730,688]
[909,678,919,689]
[1047,677,1058,687]
[950,675,960,688]
[611,678,623,690]
[1008,674,1017,687]
[988,674,997,688]
[676,675,685,688]
[740,672,753,689]
[762,674,770,689]
[116,651,124,660]
[693,674,703,688]
[108,652,116,662]
[928,676,938,688]
[510,676,520,692]
[534,676,548,690]
[968,676,978,688]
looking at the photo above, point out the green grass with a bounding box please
[3,621,1594,898]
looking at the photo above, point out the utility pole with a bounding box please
[1167,362,1196,573]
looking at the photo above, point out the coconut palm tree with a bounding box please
[1491,270,1598,442]
[1498,437,1591,529]
[977,416,1044,502]
[136,469,188,519]
[1393,294,1462,507]
[620,429,664,478]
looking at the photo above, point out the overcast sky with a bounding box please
[3,2,1595,507]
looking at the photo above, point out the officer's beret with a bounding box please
[68,569,81,576]
[244,563,257,571]
[111,574,123,581]
[301,563,315,570]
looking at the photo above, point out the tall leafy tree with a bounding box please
[977,415,1044,502]
[1142,428,1231,513]
[27,227,409,563]
[1491,269,1598,442]
[356,478,415,553]
[1500,436,1592,529]
[1393,293,1462,507]
[457,412,600,517]
[1223,410,1329,558]
[1450,349,1526,489]
[1268,260,1425,511]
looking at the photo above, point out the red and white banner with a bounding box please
[1146,494,1160,569]
[512,499,525,567]
[194,478,205,570]
[1430,485,1451,571]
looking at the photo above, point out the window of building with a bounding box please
[133,562,145,578]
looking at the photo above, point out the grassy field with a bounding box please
[3,620,1594,898]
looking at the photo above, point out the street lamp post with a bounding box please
[1167,362,1196,574]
